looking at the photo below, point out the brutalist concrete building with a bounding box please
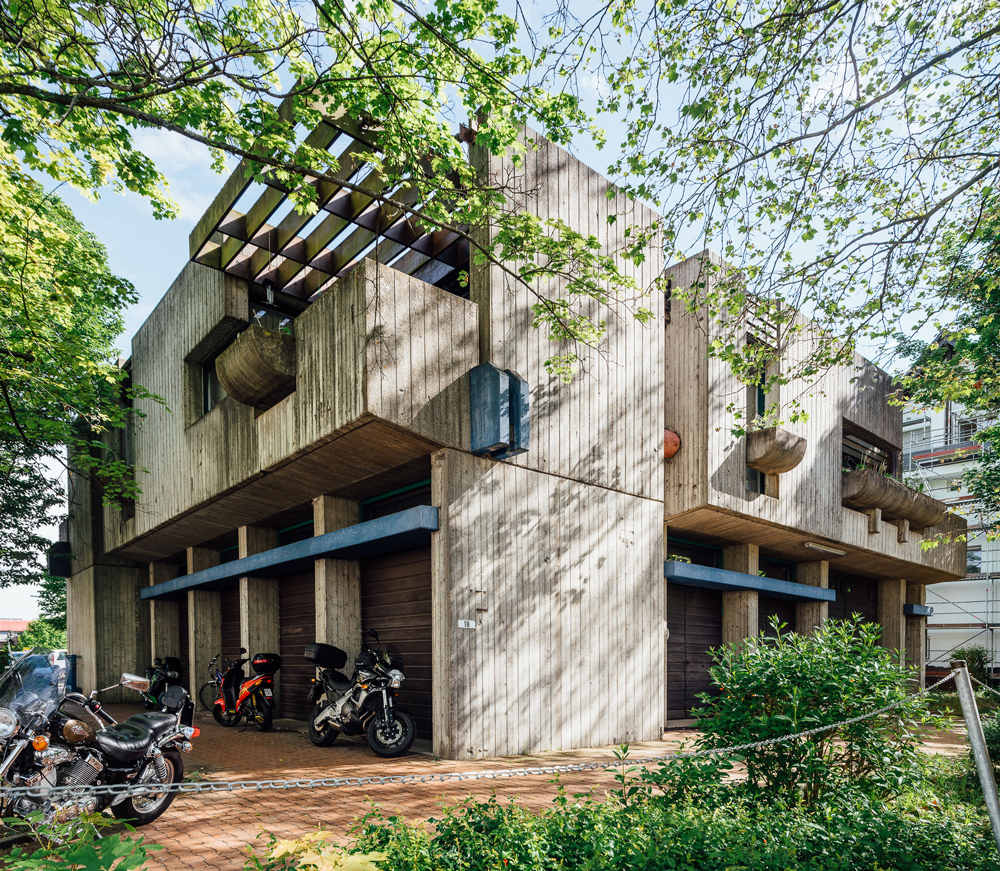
[63,122,966,758]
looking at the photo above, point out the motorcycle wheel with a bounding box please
[198,681,220,712]
[308,704,338,747]
[213,705,242,727]
[366,708,416,757]
[112,749,183,826]
[250,693,272,732]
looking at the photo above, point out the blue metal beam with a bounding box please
[142,506,439,600]
[664,561,836,602]
[903,603,934,617]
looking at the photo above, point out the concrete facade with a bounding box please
[64,125,965,748]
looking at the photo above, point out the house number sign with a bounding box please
[457,619,477,629]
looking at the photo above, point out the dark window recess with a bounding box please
[958,418,979,442]
[758,559,795,637]
[842,431,892,474]
[203,357,227,414]
[746,466,764,494]
[664,279,673,323]
[361,483,432,521]
[251,305,295,335]
[665,540,719,568]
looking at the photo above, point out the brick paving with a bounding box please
[100,705,696,870]
[97,705,969,871]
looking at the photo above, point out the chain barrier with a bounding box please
[0,671,958,803]
[971,675,1000,700]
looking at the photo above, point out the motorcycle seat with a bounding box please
[128,712,178,741]
[94,721,154,761]
[326,670,352,691]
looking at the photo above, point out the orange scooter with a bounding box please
[213,647,281,732]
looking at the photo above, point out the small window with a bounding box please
[746,466,764,494]
[958,418,979,442]
[250,305,295,335]
[968,547,983,575]
[203,357,227,414]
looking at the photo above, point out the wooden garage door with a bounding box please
[829,573,878,624]
[220,587,241,664]
[177,601,189,673]
[279,571,316,720]
[666,584,723,720]
[360,546,432,740]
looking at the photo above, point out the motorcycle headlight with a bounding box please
[0,707,18,740]
[388,669,404,689]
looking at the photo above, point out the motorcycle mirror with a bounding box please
[367,629,379,643]
[239,647,247,654]
[120,673,151,693]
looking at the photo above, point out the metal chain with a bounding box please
[970,675,1000,699]
[0,671,957,802]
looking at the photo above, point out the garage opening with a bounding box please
[829,572,878,624]
[360,546,432,740]
[759,558,796,637]
[665,539,723,720]
[279,570,317,720]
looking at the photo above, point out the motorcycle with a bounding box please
[0,648,198,827]
[306,629,416,757]
[212,648,280,731]
[142,656,185,710]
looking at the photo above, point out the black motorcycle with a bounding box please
[0,648,197,826]
[305,630,416,757]
[142,656,185,710]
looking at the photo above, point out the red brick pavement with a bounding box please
[100,705,968,871]
[101,705,696,870]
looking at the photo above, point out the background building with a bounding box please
[902,402,999,675]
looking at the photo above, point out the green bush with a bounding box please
[331,785,997,871]
[952,645,991,684]
[928,690,1000,718]
[692,617,941,804]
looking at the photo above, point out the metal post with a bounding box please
[951,659,1000,854]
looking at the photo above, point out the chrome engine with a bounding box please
[10,749,104,823]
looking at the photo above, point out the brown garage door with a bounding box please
[759,559,796,638]
[666,584,723,720]
[220,587,241,664]
[829,573,878,624]
[360,546,432,740]
[177,600,189,673]
[279,571,317,720]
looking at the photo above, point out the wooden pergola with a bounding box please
[188,114,471,304]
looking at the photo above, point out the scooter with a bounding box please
[212,648,281,732]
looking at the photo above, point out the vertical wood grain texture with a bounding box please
[878,578,907,663]
[432,449,662,759]
[186,546,222,697]
[905,583,927,687]
[66,568,97,694]
[722,544,759,648]
[102,258,477,560]
[469,131,665,503]
[149,562,181,660]
[313,496,362,661]
[237,525,280,706]
[795,561,830,636]
[89,565,149,702]
[662,252,966,582]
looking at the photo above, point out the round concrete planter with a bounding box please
[215,323,296,409]
[745,426,807,474]
[841,468,947,529]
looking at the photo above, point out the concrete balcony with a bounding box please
[841,468,948,530]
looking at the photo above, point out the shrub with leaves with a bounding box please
[952,645,991,684]
[1,813,155,871]
[245,830,385,871]
[693,617,940,804]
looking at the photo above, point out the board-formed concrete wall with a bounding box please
[431,448,664,759]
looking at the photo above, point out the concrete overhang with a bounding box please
[142,505,438,600]
[664,560,836,602]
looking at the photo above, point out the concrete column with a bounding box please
[313,496,361,659]
[149,562,180,660]
[238,525,280,714]
[877,578,907,665]
[795,561,829,636]
[722,543,759,648]
[186,547,221,698]
[906,583,927,688]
